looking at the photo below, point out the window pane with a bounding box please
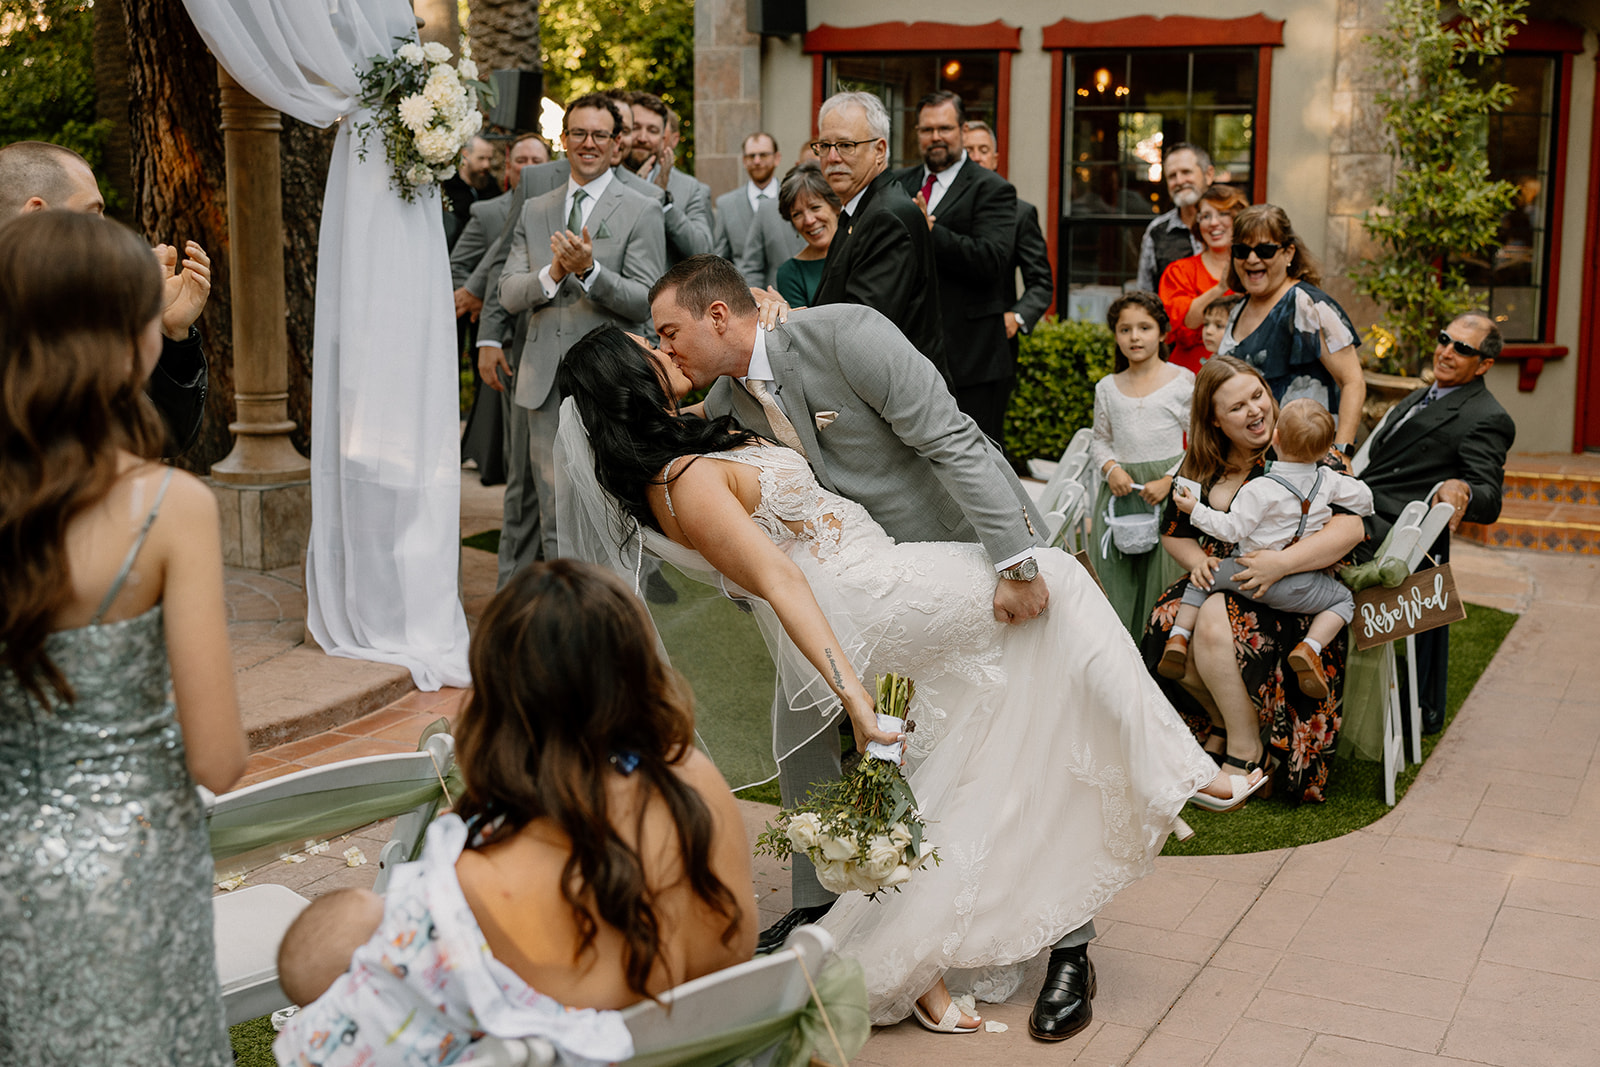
[1126,52,1188,110]
[1190,50,1258,107]
[1072,54,1128,99]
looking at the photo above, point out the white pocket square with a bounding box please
[814,411,838,432]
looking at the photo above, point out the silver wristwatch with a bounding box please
[998,556,1039,582]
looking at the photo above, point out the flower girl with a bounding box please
[1089,291,1195,637]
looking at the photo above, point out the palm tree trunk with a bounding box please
[466,0,541,78]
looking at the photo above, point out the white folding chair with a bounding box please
[1364,496,1455,805]
[208,731,456,1024]
[1046,480,1091,552]
[1026,428,1094,504]
[472,926,842,1067]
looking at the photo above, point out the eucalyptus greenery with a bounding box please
[1351,0,1528,376]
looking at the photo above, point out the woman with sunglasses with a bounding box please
[1214,205,1366,463]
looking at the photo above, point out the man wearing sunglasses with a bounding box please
[1356,312,1516,735]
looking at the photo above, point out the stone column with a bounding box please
[210,66,312,571]
[693,0,763,197]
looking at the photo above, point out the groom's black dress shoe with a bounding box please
[755,903,833,956]
[1029,945,1096,1041]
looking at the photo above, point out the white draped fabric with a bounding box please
[181,0,471,689]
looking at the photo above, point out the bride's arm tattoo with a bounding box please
[824,648,845,692]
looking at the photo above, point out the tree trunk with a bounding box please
[121,0,331,472]
[466,0,541,78]
[414,0,462,62]
[90,0,134,220]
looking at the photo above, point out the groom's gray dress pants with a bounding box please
[778,704,1097,949]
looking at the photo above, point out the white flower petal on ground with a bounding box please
[215,872,247,892]
[343,846,367,868]
[304,839,330,856]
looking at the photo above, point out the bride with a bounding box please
[556,324,1254,1032]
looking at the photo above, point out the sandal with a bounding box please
[1190,753,1272,812]
[912,996,981,1034]
[1203,726,1227,767]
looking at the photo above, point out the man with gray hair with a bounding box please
[807,91,948,381]
[1134,142,1214,291]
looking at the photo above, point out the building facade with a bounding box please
[694,0,1600,453]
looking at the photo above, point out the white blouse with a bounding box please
[1089,366,1195,478]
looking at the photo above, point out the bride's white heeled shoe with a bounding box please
[912,998,981,1034]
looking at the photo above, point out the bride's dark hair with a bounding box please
[454,560,741,999]
[558,324,756,532]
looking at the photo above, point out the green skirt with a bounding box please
[1090,454,1187,640]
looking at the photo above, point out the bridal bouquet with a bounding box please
[354,38,493,202]
[755,674,937,900]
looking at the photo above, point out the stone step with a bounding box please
[1459,497,1600,554]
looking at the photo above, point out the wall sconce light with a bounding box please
[943,59,962,80]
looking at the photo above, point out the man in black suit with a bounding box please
[1358,312,1516,734]
[893,93,1016,439]
[809,91,949,382]
[441,135,499,249]
[963,120,1053,349]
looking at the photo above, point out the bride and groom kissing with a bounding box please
[556,254,1254,1037]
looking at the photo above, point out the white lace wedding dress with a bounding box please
[669,444,1220,1025]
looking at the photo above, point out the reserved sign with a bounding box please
[1352,564,1467,651]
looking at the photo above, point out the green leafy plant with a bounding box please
[1350,0,1528,376]
[1003,316,1115,466]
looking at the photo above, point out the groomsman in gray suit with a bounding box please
[626,91,715,264]
[713,132,781,262]
[489,93,666,566]
[653,255,1101,1040]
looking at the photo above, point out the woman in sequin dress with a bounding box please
[0,211,248,1063]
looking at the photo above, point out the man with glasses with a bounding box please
[488,93,665,573]
[1356,312,1516,735]
[808,91,949,382]
[890,92,1016,439]
[1135,143,1214,292]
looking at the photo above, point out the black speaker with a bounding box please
[747,0,805,36]
[489,69,543,132]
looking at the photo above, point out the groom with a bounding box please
[650,254,1099,1041]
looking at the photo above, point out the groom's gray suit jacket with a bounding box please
[702,305,1044,562]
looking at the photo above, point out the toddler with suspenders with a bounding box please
[1159,399,1374,699]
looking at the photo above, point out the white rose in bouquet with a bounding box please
[397,94,434,133]
[461,110,483,136]
[422,41,452,63]
[889,822,912,849]
[458,57,478,80]
[849,864,884,895]
[814,857,853,895]
[786,812,822,852]
[404,162,434,187]
[861,835,902,881]
[817,828,855,862]
[397,42,425,65]
[881,863,914,889]
[912,840,936,869]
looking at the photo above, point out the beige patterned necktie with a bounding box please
[745,379,806,457]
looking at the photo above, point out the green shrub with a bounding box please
[1003,315,1115,466]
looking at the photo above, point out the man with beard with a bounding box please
[442,135,500,249]
[714,131,781,264]
[1134,143,1214,292]
[892,92,1016,440]
[627,91,715,264]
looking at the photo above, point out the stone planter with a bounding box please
[1359,368,1428,439]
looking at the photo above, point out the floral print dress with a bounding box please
[1138,459,1349,803]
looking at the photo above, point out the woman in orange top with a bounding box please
[1159,183,1249,372]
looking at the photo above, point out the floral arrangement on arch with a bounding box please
[354,38,493,202]
[754,674,938,899]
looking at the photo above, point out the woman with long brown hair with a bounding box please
[0,210,246,1062]
[1139,356,1366,803]
[277,560,754,1066]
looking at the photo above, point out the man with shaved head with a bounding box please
[0,141,213,455]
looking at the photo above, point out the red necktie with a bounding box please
[919,172,936,206]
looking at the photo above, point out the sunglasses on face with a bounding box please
[1231,241,1284,261]
[1436,330,1485,359]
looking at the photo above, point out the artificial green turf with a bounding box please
[461,528,501,554]
[230,1015,276,1066]
[1161,602,1518,856]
